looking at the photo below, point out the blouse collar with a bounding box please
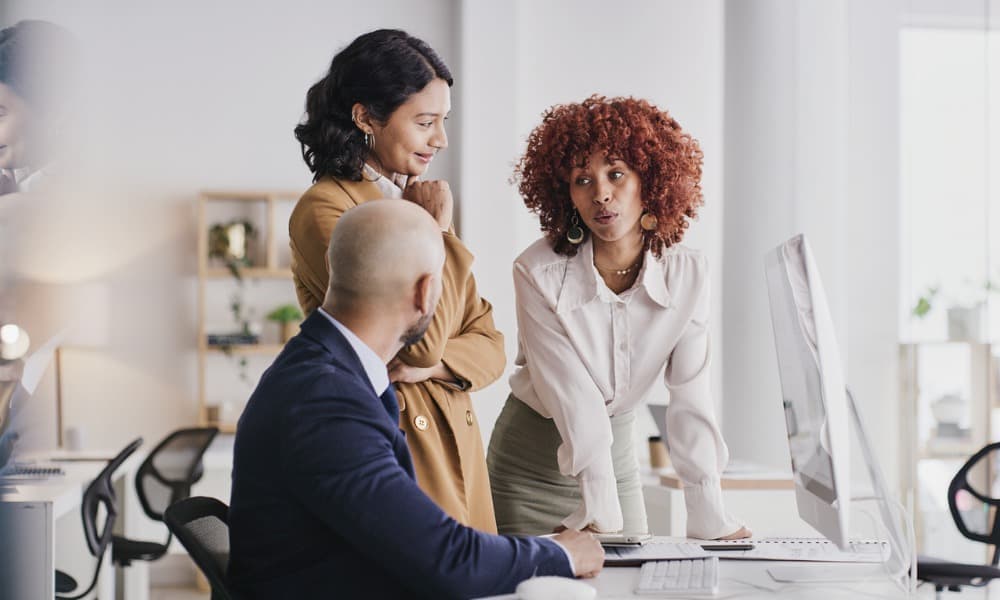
[362,163,405,199]
[556,238,671,314]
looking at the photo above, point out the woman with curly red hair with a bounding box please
[487,95,750,541]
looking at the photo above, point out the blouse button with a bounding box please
[414,415,429,431]
[466,410,474,426]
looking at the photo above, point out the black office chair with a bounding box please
[164,496,233,600]
[112,427,218,567]
[918,441,1000,594]
[55,437,143,600]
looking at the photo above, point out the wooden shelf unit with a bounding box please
[196,190,301,432]
[899,341,997,559]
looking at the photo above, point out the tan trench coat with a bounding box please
[288,176,504,532]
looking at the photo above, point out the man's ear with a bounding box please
[413,273,435,316]
[351,102,375,135]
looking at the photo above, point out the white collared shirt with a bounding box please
[317,307,390,397]
[362,163,405,199]
[509,238,740,539]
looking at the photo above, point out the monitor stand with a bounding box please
[766,388,915,593]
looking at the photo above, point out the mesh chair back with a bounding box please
[949,441,1000,565]
[58,438,143,600]
[164,496,232,600]
[136,427,218,521]
[82,438,143,556]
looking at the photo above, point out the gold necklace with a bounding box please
[595,256,643,277]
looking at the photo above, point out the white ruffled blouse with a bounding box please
[509,237,742,539]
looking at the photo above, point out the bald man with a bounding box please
[228,200,603,599]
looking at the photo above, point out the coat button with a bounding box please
[414,415,429,431]
[466,410,473,426]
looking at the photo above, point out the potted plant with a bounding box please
[267,304,304,343]
[208,219,257,280]
[911,281,994,341]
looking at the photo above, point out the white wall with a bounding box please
[3,1,909,505]
[4,0,459,450]
[459,0,726,452]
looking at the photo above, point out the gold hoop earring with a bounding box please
[640,212,658,231]
[566,211,585,245]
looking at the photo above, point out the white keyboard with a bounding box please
[635,557,719,596]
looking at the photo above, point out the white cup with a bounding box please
[64,426,85,451]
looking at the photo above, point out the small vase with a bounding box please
[948,304,983,341]
[281,321,299,343]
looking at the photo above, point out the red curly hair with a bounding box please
[513,95,704,257]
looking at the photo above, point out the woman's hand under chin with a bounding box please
[403,177,453,231]
[717,526,752,540]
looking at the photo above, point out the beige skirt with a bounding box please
[487,394,647,536]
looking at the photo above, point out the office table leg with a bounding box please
[0,501,53,598]
[116,469,150,600]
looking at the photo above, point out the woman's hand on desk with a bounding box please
[717,526,752,540]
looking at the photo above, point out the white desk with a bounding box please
[497,555,1000,598]
[585,560,908,598]
[642,466,827,538]
[0,451,143,600]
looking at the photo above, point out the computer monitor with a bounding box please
[764,234,911,583]
[764,234,852,550]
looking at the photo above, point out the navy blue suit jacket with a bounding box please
[228,311,572,599]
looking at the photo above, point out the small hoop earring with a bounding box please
[640,212,658,231]
[365,132,374,150]
[566,211,585,245]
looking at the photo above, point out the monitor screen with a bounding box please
[764,234,851,549]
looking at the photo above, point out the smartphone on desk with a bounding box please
[595,533,653,547]
[701,543,755,551]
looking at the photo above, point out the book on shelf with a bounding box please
[207,333,260,346]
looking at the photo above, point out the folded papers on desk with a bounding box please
[701,538,889,563]
[605,542,707,566]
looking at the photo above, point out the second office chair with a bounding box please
[112,427,219,567]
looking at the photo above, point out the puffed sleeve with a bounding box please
[513,261,623,532]
[662,253,743,539]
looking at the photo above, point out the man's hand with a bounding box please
[402,178,453,231]
[717,526,752,540]
[552,529,605,579]
[387,357,458,385]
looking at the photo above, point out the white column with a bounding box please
[844,0,903,495]
[722,0,902,488]
[457,0,521,444]
[722,0,850,469]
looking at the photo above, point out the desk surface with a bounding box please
[0,450,144,516]
[586,560,906,599]
[478,537,1000,599]
[495,559,1000,599]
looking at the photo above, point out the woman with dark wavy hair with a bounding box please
[289,29,505,532]
[487,95,751,541]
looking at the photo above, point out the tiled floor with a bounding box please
[150,587,210,600]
